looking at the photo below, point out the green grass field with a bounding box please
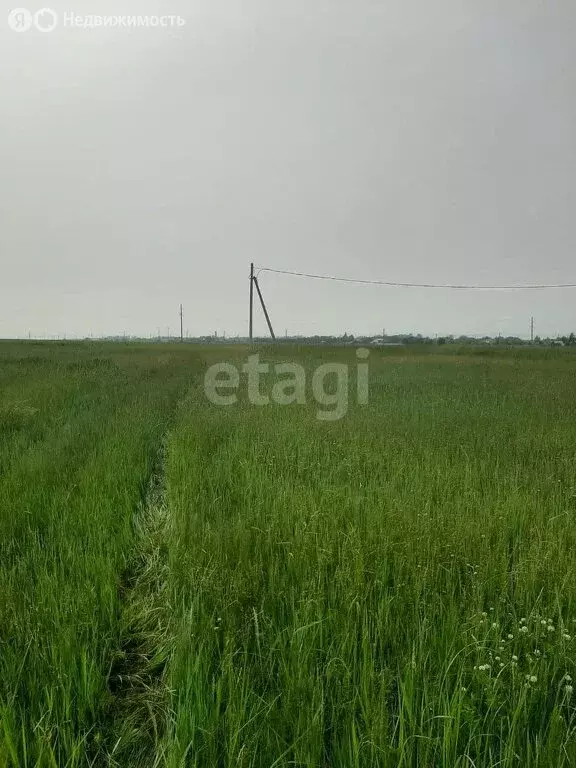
[1,341,576,767]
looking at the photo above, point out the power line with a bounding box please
[257,267,576,291]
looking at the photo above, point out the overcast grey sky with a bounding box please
[1,0,575,339]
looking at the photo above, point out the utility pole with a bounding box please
[248,262,275,340]
[180,304,184,342]
[249,262,254,343]
[253,274,276,340]
[530,316,534,344]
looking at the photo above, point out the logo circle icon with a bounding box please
[34,7,57,32]
[8,8,33,32]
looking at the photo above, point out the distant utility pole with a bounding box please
[180,304,184,342]
[530,316,534,343]
[249,262,254,342]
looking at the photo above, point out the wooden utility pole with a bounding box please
[530,316,534,343]
[249,262,254,342]
[248,262,275,340]
[253,275,276,340]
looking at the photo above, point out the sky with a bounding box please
[1,0,575,339]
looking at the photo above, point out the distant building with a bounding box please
[371,338,404,346]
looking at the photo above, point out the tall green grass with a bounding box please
[2,343,576,767]
[158,348,576,766]
[0,343,201,766]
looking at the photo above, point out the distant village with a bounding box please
[102,332,576,347]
